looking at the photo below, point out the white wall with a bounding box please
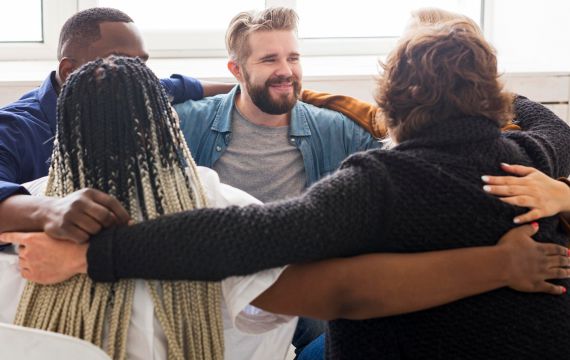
[2,70,568,123]
[486,0,570,73]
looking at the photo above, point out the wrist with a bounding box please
[30,196,54,231]
[73,243,88,275]
[493,244,513,287]
[557,177,570,212]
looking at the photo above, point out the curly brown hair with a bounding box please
[375,19,514,142]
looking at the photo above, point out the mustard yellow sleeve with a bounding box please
[301,89,386,138]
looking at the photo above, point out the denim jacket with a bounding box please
[175,85,380,187]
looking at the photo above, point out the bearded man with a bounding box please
[175,8,378,204]
[172,8,378,358]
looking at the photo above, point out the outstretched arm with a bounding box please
[160,74,234,104]
[301,89,386,138]
[253,224,568,320]
[0,189,130,244]
[3,224,567,320]
[200,81,235,97]
[300,89,521,139]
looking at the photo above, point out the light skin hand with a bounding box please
[39,188,130,243]
[482,163,570,224]
[498,223,569,294]
[0,232,87,285]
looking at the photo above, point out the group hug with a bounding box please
[0,5,570,360]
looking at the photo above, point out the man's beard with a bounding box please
[244,72,301,115]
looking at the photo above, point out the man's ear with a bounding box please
[227,60,243,82]
[58,57,77,85]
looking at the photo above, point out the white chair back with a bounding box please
[0,322,111,360]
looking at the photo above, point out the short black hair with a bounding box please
[57,7,133,60]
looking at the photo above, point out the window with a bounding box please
[84,0,483,57]
[0,0,483,60]
[298,0,481,39]
[0,0,76,61]
[94,0,265,56]
[0,0,43,42]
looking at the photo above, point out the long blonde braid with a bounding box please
[14,57,223,360]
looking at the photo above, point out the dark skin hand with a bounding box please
[0,188,130,244]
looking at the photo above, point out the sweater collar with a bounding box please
[395,116,501,151]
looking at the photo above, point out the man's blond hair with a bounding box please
[225,7,298,64]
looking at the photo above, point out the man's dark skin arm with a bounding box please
[0,189,130,244]
[200,81,235,97]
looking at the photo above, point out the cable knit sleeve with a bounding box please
[507,96,570,178]
[87,151,391,282]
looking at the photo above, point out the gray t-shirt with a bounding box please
[213,108,306,203]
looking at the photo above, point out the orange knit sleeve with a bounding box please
[301,89,386,138]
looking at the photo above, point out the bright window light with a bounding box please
[98,0,265,32]
[298,0,482,39]
[0,0,43,42]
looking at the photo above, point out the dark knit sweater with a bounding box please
[88,97,570,359]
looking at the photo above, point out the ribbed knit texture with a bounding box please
[89,96,570,359]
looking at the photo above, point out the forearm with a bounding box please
[511,96,570,177]
[558,177,570,233]
[558,177,570,212]
[0,194,48,234]
[87,164,387,282]
[254,246,508,320]
[201,81,235,97]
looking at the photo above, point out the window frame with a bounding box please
[0,0,77,61]
[0,0,486,61]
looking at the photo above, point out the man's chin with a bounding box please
[259,99,296,115]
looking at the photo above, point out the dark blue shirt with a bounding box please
[0,71,203,250]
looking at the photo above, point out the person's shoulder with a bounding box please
[0,89,42,124]
[513,94,557,118]
[174,93,226,116]
[298,101,350,123]
[340,148,386,169]
[298,101,371,136]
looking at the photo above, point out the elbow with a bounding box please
[319,270,386,321]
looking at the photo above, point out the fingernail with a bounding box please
[531,222,539,230]
[483,185,491,192]
[562,287,567,294]
[481,175,490,182]
[513,218,521,224]
[501,162,510,167]
[567,249,570,257]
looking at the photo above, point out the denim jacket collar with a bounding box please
[211,85,311,137]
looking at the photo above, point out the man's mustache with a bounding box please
[266,76,299,86]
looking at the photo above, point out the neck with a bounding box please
[53,72,63,95]
[235,88,290,127]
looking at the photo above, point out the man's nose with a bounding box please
[274,59,293,78]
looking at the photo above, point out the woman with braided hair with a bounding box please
[1,56,298,360]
